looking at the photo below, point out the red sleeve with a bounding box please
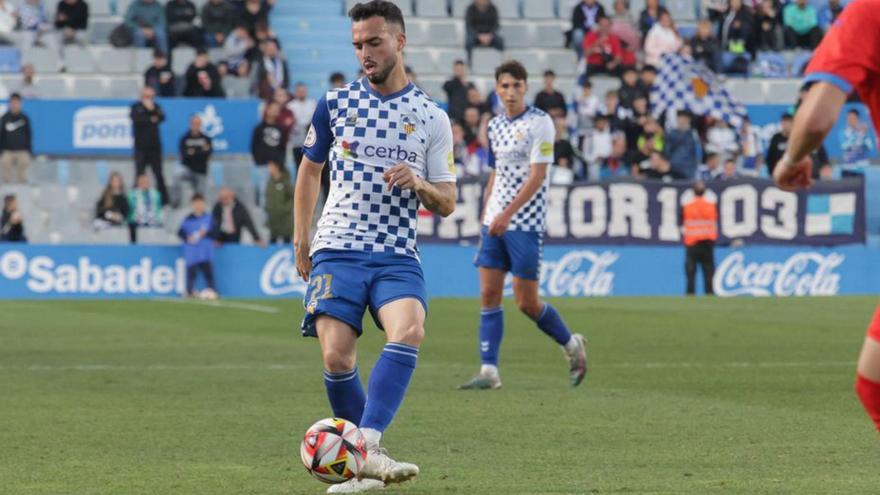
[804,0,880,96]
[609,35,622,58]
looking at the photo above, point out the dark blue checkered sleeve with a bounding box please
[303,95,333,164]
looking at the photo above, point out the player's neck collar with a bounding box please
[360,77,415,103]
[504,106,530,122]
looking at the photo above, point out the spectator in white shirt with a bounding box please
[223,24,254,77]
[705,118,739,161]
[0,0,16,45]
[586,114,613,180]
[643,11,681,67]
[570,80,602,141]
[286,82,317,169]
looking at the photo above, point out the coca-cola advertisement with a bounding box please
[419,177,866,246]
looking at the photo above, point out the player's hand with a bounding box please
[488,212,511,237]
[383,163,421,192]
[294,237,311,282]
[773,156,814,191]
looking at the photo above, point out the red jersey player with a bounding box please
[773,0,880,432]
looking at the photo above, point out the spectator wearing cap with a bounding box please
[125,0,168,54]
[54,0,89,45]
[251,38,289,100]
[583,16,626,76]
[569,0,606,58]
[783,0,822,49]
[1,194,26,242]
[183,48,225,97]
[211,187,264,245]
[443,60,475,123]
[20,0,64,71]
[0,0,16,45]
[166,0,202,49]
[144,50,177,97]
[644,11,681,67]
[0,94,32,184]
[465,0,504,63]
[174,114,213,205]
[534,70,567,119]
[202,0,237,47]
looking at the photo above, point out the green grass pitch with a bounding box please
[2,296,880,494]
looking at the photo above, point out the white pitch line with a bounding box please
[0,361,856,372]
[152,298,280,314]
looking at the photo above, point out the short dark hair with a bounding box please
[9,93,21,101]
[4,194,14,205]
[641,64,658,74]
[191,193,205,202]
[544,69,556,78]
[705,152,719,162]
[196,47,208,56]
[848,108,860,117]
[495,60,528,82]
[329,72,346,83]
[781,112,793,121]
[348,0,406,33]
[677,110,692,119]
[453,59,465,66]
[153,49,166,59]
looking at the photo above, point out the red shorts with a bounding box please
[868,305,880,341]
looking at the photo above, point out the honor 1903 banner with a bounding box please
[419,177,866,246]
[0,244,877,299]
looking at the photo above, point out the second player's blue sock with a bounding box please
[323,367,366,425]
[359,342,419,433]
[532,303,573,346]
[479,306,504,365]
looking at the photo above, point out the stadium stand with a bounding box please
[0,0,875,246]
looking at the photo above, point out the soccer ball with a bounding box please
[300,418,368,484]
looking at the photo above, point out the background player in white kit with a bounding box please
[293,1,457,492]
[460,61,588,390]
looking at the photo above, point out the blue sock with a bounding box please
[323,367,366,425]
[359,343,419,433]
[479,306,504,366]
[533,303,572,346]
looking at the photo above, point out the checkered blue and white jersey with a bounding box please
[484,106,555,233]
[303,78,456,258]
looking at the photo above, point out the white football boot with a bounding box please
[358,448,419,484]
[565,333,588,387]
[326,478,385,493]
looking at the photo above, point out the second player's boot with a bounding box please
[458,367,502,390]
[564,333,588,387]
[359,448,419,485]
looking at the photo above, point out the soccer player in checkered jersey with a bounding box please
[459,61,588,391]
[293,1,457,491]
[771,0,880,433]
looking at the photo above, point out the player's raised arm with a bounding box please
[293,96,332,281]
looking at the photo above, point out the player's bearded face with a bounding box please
[352,18,404,85]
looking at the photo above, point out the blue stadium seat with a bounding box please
[0,47,20,73]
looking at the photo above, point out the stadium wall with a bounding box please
[0,243,876,299]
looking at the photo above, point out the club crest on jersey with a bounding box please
[341,140,360,159]
[401,113,418,135]
[304,125,317,147]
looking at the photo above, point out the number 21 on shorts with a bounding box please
[306,274,333,314]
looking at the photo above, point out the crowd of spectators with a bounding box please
[441,0,862,184]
